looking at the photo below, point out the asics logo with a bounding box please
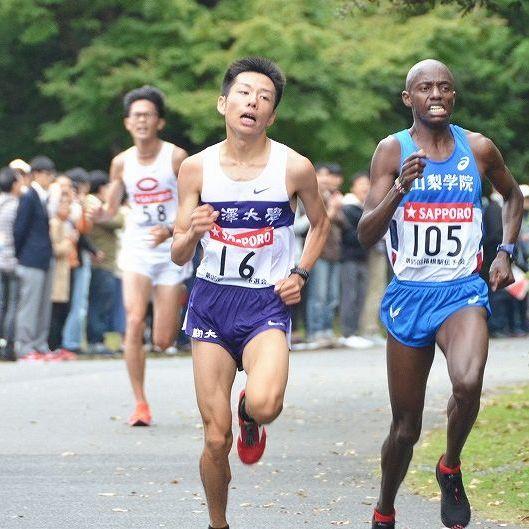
[467,295,480,305]
[268,320,285,327]
[457,156,470,171]
[389,305,402,320]
[253,187,271,195]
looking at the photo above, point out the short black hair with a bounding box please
[65,167,90,185]
[327,163,343,176]
[30,155,56,174]
[89,170,109,194]
[315,162,330,172]
[222,57,286,109]
[123,85,166,118]
[0,167,17,192]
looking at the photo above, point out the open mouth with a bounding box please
[240,113,257,125]
[428,105,446,115]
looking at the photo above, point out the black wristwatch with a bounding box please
[497,243,516,261]
[290,266,309,284]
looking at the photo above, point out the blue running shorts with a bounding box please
[380,274,491,348]
[183,278,291,370]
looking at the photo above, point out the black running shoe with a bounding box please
[436,456,471,528]
[371,515,395,528]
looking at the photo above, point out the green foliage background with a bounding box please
[1,0,528,183]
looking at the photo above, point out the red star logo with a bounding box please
[406,204,417,219]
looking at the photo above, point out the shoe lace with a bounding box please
[243,422,258,447]
[446,473,463,504]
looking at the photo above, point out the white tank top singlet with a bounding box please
[196,139,296,288]
[121,141,177,253]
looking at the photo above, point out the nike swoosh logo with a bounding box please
[389,305,402,320]
[467,295,480,305]
[253,187,271,194]
[268,320,285,327]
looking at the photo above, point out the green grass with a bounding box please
[407,385,529,526]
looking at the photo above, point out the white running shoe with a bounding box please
[343,335,374,349]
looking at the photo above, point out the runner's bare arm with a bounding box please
[171,155,218,265]
[358,136,425,248]
[104,153,126,218]
[470,133,523,290]
[275,154,329,305]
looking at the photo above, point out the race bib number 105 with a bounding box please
[402,202,474,268]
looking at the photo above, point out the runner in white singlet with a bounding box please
[103,86,191,427]
[171,57,329,529]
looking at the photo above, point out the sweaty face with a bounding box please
[403,65,455,125]
[218,71,277,135]
[125,99,163,141]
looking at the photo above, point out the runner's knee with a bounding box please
[204,428,233,459]
[152,335,172,351]
[392,417,422,447]
[246,391,283,425]
[452,373,483,403]
[126,312,145,333]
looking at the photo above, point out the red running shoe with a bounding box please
[53,349,78,361]
[237,390,266,465]
[128,402,152,426]
[20,351,45,361]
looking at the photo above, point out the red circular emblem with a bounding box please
[137,177,158,192]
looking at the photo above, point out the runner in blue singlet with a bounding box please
[358,59,523,529]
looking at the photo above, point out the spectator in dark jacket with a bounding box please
[14,156,56,358]
[339,172,373,348]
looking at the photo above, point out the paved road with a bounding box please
[1,337,528,529]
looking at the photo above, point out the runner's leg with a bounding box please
[193,340,237,528]
[377,334,434,515]
[436,306,488,467]
[242,329,289,425]
[152,282,185,351]
[123,271,152,403]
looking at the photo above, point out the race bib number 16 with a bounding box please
[206,225,274,285]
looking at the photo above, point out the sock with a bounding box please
[439,455,461,475]
[239,394,254,423]
[374,508,395,523]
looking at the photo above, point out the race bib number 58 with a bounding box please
[402,202,474,268]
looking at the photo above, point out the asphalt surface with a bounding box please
[1,337,528,529]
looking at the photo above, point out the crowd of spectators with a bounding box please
[292,163,387,350]
[1,157,528,362]
[0,156,125,361]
